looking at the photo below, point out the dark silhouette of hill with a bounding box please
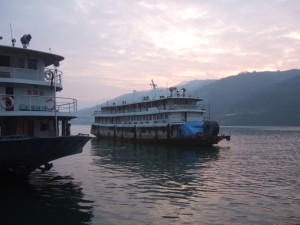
[191,69,300,125]
[222,74,300,125]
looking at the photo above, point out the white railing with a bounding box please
[96,104,205,115]
[0,66,62,84]
[0,94,77,113]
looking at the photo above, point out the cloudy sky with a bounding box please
[1,0,299,108]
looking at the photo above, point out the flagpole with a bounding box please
[54,67,58,136]
[53,60,62,136]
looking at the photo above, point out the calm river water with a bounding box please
[1,125,299,225]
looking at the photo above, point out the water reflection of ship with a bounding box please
[0,172,93,225]
[90,138,220,177]
[90,139,222,202]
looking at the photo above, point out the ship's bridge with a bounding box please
[0,45,64,91]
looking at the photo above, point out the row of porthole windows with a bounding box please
[113,127,167,134]
[101,101,197,115]
[95,113,169,124]
[96,126,177,136]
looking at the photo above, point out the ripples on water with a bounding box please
[0,126,299,225]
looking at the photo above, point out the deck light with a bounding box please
[20,34,32,48]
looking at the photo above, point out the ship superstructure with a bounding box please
[91,80,230,147]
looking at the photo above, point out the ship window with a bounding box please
[0,55,10,67]
[18,57,26,68]
[27,58,37,70]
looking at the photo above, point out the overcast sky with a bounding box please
[1,0,299,108]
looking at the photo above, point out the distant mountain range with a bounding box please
[73,69,300,126]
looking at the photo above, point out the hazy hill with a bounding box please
[222,74,300,125]
[176,79,214,92]
[73,106,97,125]
[73,69,300,126]
[191,69,300,125]
[100,79,214,106]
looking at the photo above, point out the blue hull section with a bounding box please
[179,121,220,137]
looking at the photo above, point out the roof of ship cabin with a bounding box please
[0,45,64,67]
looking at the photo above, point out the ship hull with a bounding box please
[0,135,91,176]
[91,121,230,147]
[92,133,230,147]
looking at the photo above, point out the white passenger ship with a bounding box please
[0,34,90,176]
[91,80,230,147]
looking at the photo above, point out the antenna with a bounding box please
[150,79,157,99]
[150,79,157,90]
[10,23,16,47]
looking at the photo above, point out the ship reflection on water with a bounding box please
[90,138,222,202]
[0,172,94,225]
[91,138,220,172]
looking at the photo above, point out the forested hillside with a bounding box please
[191,69,300,125]
[222,74,300,125]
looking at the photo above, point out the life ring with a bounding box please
[0,96,14,109]
[44,70,53,80]
[45,98,55,110]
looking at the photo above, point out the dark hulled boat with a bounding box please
[0,35,91,176]
[91,80,230,147]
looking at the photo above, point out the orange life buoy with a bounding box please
[45,98,55,110]
[0,96,14,109]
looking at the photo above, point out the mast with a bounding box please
[53,61,60,136]
[10,23,16,47]
[150,79,157,99]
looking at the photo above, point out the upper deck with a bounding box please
[0,44,77,117]
[0,45,64,90]
[95,96,206,116]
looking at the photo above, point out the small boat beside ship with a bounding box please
[0,34,91,176]
[91,80,230,147]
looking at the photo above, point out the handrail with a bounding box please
[0,94,77,113]
[0,66,62,84]
[95,104,205,115]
